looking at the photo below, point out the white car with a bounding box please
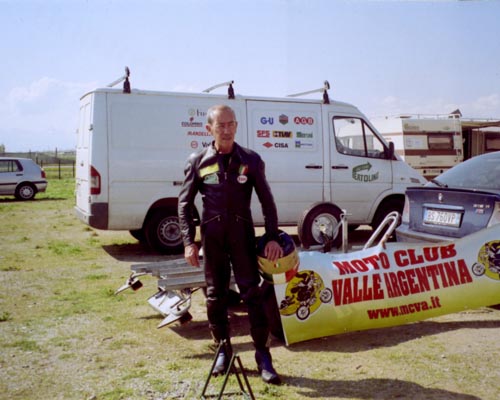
[0,157,48,200]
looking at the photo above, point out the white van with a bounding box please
[75,83,426,253]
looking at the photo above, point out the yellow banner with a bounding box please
[275,225,500,345]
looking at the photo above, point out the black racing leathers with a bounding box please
[178,142,280,348]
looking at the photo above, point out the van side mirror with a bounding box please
[386,141,395,159]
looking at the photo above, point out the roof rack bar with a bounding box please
[288,80,330,104]
[203,80,235,99]
[107,66,131,94]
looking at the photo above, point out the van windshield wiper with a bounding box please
[431,179,448,188]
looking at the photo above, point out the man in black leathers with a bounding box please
[178,104,283,384]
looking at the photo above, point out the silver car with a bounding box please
[0,157,48,200]
[396,151,500,243]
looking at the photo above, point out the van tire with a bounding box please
[371,198,404,230]
[145,208,184,254]
[298,203,343,249]
[129,229,146,243]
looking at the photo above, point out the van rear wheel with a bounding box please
[298,203,343,249]
[145,208,184,254]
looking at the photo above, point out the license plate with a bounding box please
[423,209,461,227]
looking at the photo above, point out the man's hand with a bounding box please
[264,240,283,263]
[184,243,200,267]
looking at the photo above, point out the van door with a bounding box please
[75,94,93,222]
[247,101,324,224]
[327,112,393,224]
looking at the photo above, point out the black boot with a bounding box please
[255,348,281,385]
[212,341,232,376]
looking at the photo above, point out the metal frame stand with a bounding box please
[201,341,255,400]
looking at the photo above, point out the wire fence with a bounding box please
[40,161,76,179]
[2,151,76,179]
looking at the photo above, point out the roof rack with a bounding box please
[288,80,331,104]
[202,80,235,99]
[107,66,131,94]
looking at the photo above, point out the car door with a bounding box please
[0,159,23,195]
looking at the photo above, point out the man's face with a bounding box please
[207,109,238,153]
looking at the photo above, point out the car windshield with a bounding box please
[433,152,500,191]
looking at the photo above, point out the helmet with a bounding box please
[257,230,300,284]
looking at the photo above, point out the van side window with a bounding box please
[333,117,386,159]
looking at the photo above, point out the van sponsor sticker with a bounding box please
[273,131,293,138]
[257,130,270,138]
[295,141,313,149]
[294,116,314,125]
[187,131,210,136]
[181,117,203,128]
[296,131,313,138]
[262,142,289,149]
[352,162,379,182]
[188,108,207,118]
[260,117,274,125]
[279,114,289,125]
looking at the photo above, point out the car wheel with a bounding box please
[145,208,184,254]
[298,203,343,249]
[15,183,36,200]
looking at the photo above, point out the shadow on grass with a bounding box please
[102,242,180,263]
[285,318,500,353]
[168,311,500,355]
[0,196,67,203]
[281,376,481,399]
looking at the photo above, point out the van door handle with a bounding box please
[331,165,349,170]
[305,164,323,169]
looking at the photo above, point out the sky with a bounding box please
[1,0,499,152]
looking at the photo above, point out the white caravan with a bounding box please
[371,114,463,179]
[75,80,426,254]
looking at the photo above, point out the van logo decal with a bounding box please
[263,142,273,148]
[279,114,289,125]
[257,130,270,138]
[260,117,274,125]
[181,117,203,128]
[272,131,293,138]
[294,116,314,125]
[296,131,313,138]
[295,141,313,149]
[352,162,379,182]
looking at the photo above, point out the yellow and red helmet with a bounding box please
[257,230,299,284]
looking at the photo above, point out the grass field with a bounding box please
[1,179,500,400]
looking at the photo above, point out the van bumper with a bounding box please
[74,203,109,229]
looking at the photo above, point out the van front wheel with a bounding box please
[145,208,184,254]
[298,203,343,250]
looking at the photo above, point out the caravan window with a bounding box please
[427,133,453,150]
[333,117,386,158]
[485,133,500,151]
